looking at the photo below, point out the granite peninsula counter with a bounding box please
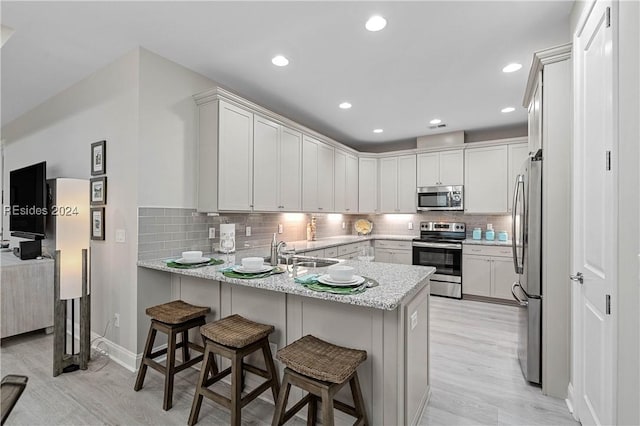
[137,258,435,425]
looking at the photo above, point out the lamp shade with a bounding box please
[54,179,89,300]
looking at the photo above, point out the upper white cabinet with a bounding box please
[417,149,464,187]
[303,135,334,212]
[253,115,302,211]
[464,145,508,213]
[334,150,358,213]
[507,143,529,213]
[358,157,378,213]
[218,101,254,211]
[379,155,416,213]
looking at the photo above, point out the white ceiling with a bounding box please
[1,1,572,150]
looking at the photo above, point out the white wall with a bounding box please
[2,49,140,354]
[137,48,216,208]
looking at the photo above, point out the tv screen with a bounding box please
[9,161,47,239]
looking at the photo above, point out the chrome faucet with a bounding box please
[270,236,287,266]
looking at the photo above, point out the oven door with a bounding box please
[412,241,462,298]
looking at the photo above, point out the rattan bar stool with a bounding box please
[272,335,368,426]
[188,314,280,426]
[134,300,210,411]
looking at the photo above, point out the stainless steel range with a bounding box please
[412,222,465,299]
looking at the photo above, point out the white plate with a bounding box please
[174,257,211,265]
[232,265,273,274]
[318,274,365,287]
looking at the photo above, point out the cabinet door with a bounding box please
[253,115,279,211]
[345,154,359,213]
[334,150,347,212]
[393,250,413,265]
[379,157,398,213]
[317,142,335,212]
[358,158,378,213]
[462,254,491,297]
[464,145,508,213]
[438,150,464,186]
[374,248,394,263]
[416,153,439,187]
[302,136,319,212]
[507,143,529,213]
[218,101,253,211]
[397,155,417,212]
[280,126,302,211]
[491,257,518,300]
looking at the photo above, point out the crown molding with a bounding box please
[523,42,572,107]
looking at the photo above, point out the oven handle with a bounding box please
[412,241,462,250]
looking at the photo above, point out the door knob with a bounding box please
[570,272,584,284]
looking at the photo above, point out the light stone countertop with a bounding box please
[463,238,513,247]
[137,258,434,311]
[282,234,416,252]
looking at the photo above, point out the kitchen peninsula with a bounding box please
[137,258,435,425]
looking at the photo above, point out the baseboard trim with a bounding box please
[566,382,578,420]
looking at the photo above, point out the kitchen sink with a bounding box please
[290,255,342,268]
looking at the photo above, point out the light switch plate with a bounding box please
[408,222,414,230]
[278,224,283,234]
[245,226,252,236]
[115,229,126,243]
[208,227,216,239]
[410,311,418,330]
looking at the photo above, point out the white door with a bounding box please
[358,157,378,213]
[345,154,358,213]
[438,150,464,186]
[379,157,398,213]
[334,150,347,212]
[397,155,417,212]
[279,126,302,211]
[317,142,334,212]
[464,145,508,213]
[253,115,279,211]
[416,152,439,187]
[302,136,319,212]
[573,1,616,424]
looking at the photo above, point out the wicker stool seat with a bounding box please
[134,300,210,411]
[189,315,280,426]
[272,335,369,426]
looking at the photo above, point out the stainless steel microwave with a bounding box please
[416,185,464,211]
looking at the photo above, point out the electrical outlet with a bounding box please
[114,313,120,328]
[410,311,418,330]
[278,223,284,234]
[245,226,252,236]
[208,227,216,239]
[408,222,414,230]
[341,222,346,230]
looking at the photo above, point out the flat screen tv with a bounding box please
[9,161,47,239]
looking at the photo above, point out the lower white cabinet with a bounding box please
[462,244,517,300]
[373,240,412,265]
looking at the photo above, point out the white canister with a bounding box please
[219,223,236,253]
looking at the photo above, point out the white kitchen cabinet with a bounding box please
[253,116,302,212]
[373,240,412,265]
[417,149,464,187]
[358,157,378,213]
[507,143,529,213]
[334,150,358,213]
[218,101,254,211]
[302,136,334,212]
[462,244,517,300]
[379,155,416,213]
[464,145,508,213]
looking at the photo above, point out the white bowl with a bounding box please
[327,265,355,281]
[242,257,264,270]
[182,250,203,260]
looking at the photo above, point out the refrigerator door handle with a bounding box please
[512,174,525,274]
[511,282,528,306]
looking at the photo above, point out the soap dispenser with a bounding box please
[485,224,495,241]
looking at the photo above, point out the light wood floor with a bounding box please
[1,297,577,425]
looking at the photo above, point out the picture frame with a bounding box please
[91,207,105,241]
[91,140,106,176]
[90,177,107,205]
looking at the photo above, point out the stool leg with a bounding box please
[261,340,280,401]
[307,394,317,426]
[182,330,190,362]
[231,352,243,426]
[320,387,334,426]
[272,372,291,426]
[349,372,368,426]
[134,325,157,391]
[163,328,178,411]
[188,344,212,426]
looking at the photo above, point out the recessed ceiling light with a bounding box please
[271,55,289,67]
[501,107,516,113]
[339,102,352,109]
[502,63,522,73]
[365,15,387,32]
[373,129,384,133]
[429,118,442,125]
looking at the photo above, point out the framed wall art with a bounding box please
[91,140,106,176]
[90,177,107,205]
[91,207,105,241]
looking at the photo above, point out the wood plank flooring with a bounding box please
[1,297,577,425]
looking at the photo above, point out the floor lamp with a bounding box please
[51,179,90,376]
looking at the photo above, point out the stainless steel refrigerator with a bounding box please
[511,148,542,385]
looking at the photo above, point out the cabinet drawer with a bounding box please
[374,240,412,250]
[302,249,325,258]
[463,244,513,258]
[338,243,359,256]
[324,247,338,258]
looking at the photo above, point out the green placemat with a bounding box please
[166,258,224,269]
[294,274,378,295]
[221,266,286,279]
